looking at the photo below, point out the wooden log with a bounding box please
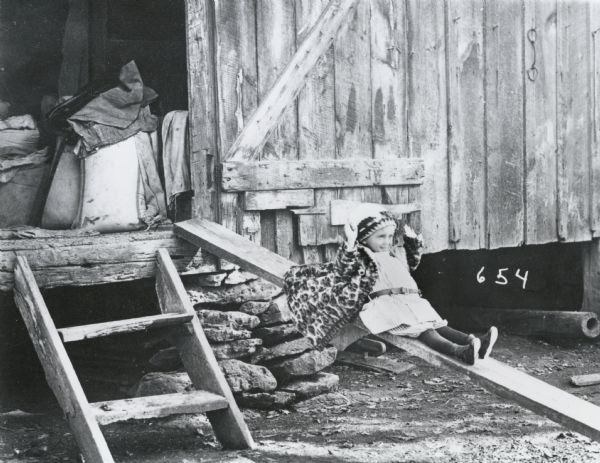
[378,332,600,443]
[464,309,600,339]
[0,228,205,291]
[221,158,425,191]
[225,0,359,161]
[570,374,600,387]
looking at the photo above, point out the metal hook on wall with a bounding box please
[527,28,538,82]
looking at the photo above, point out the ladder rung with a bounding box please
[58,313,193,343]
[91,391,229,425]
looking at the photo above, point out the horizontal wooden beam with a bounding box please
[0,228,212,291]
[330,200,420,225]
[464,309,600,339]
[174,219,291,287]
[225,0,358,161]
[222,158,425,191]
[91,391,228,425]
[243,189,314,210]
[378,333,600,443]
[58,313,193,343]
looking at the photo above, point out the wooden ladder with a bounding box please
[12,248,254,463]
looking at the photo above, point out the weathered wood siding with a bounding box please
[186,0,600,258]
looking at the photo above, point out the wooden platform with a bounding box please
[175,217,600,443]
[0,227,217,292]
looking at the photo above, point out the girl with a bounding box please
[284,210,497,365]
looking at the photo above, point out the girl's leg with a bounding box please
[436,326,475,344]
[418,329,479,365]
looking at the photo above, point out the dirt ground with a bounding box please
[2,334,600,463]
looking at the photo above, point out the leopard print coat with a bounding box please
[283,242,378,348]
[284,233,424,348]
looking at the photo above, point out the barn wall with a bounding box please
[188,0,600,260]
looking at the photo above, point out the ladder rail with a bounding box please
[13,256,114,463]
[155,248,255,450]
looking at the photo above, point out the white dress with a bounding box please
[359,248,447,337]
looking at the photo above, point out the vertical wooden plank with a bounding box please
[260,211,277,253]
[256,0,299,259]
[446,0,486,249]
[406,0,449,253]
[485,0,525,248]
[335,1,381,222]
[524,0,558,244]
[592,0,600,235]
[557,0,591,242]
[14,258,114,463]
[297,0,339,254]
[185,0,219,223]
[335,0,372,161]
[371,0,411,242]
[371,0,407,160]
[214,0,261,242]
[256,0,298,161]
[296,0,337,161]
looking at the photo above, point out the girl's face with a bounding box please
[363,225,396,252]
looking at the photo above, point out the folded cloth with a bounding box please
[71,105,157,155]
[161,110,191,209]
[0,115,39,156]
[0,148,49,183]
[135,131,167,227]
[68,61,158,154]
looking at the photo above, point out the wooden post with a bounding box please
[185,0,219,222]
[583,239,600,316]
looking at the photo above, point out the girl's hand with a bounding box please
[344,220,358,248]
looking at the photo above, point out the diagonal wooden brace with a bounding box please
[225,0,359,161]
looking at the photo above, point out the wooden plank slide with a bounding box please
[175,218,600,443]
[13,250,254,463]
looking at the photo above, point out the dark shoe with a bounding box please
[478,326,498,359]
[456,338,480,366]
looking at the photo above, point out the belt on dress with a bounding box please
[369,287,421,300]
